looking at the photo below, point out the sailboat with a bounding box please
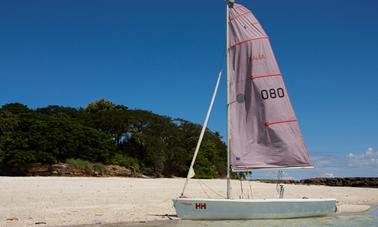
[173,0,336,219]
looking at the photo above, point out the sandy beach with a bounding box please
[1,177,377,226]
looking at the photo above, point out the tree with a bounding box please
[36,105,79,118]
[0,101,227,178]
[1,103,30,114]
[0,112,114,171]
[85,99,118,113]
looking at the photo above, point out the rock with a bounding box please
[298,177,378,188]
[105,165,132,176]
[51,163,72,176]
[15,162,147,178]
[6,217,19,222]
[26,163,51,176]
[51,163,67,169]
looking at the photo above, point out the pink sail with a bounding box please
[228,3,312,170]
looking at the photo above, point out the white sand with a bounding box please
[1,177,377,226]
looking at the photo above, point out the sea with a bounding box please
[99,205,378,227]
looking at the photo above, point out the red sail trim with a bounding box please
[265,119,297,127]
[229,11,252,21]
[250,73,281,80]
[230,36,268,48]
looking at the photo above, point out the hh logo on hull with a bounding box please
[195,203,207,209]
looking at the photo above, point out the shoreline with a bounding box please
[71,205,378,227]
[1,177,378,226]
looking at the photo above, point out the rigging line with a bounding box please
[197,179,210,199]
[248,179,253,199]
[239,172,248,199]
[200,180,225,199]
[218,47,226,74]
[239,178,244,199]
[214,27,226,74]
[276,170,285,199]
[248,171,254,199]
[276,170,282,193]
[222,40,227,63]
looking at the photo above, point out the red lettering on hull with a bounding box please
[195,203,207,209]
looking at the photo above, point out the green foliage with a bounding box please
[66,158,93,174]
[36,105,79,118]
[110,154,139,171]
[0,101,227,178]
[0,112,113,167]
[1,103,31,114]
[85,99,127,113]
[93,163,106,174]
[66,158,106,174]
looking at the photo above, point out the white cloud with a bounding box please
[347,147,378,168]
[307,147,378,178]
[251,148,378,179]
[280,171,294,180]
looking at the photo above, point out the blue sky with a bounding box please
[1,0,377,178]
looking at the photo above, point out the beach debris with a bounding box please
[35,221,47,225]
[165,214,174,220]
[6,217,19,222]
[152,214,178,220]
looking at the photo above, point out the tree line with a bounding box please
[0,100,227,178]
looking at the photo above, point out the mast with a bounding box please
[226,0,233,200]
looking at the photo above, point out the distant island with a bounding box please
[255,177,378,188]
[0,99,227,178]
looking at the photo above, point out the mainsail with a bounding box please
[228,3,312,170]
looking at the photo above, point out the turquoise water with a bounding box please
[88,206,378,227]
[120,206,378,227]
[167,212,378,226]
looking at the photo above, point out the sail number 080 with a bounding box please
[261,88,285,100]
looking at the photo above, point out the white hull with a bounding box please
[173,198,336,220]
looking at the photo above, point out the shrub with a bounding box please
[93,163,106,174]
[66,158,93,174]
[111,154,139,171]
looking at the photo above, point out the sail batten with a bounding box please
[232,166,314,172]
[228,3,312,171]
